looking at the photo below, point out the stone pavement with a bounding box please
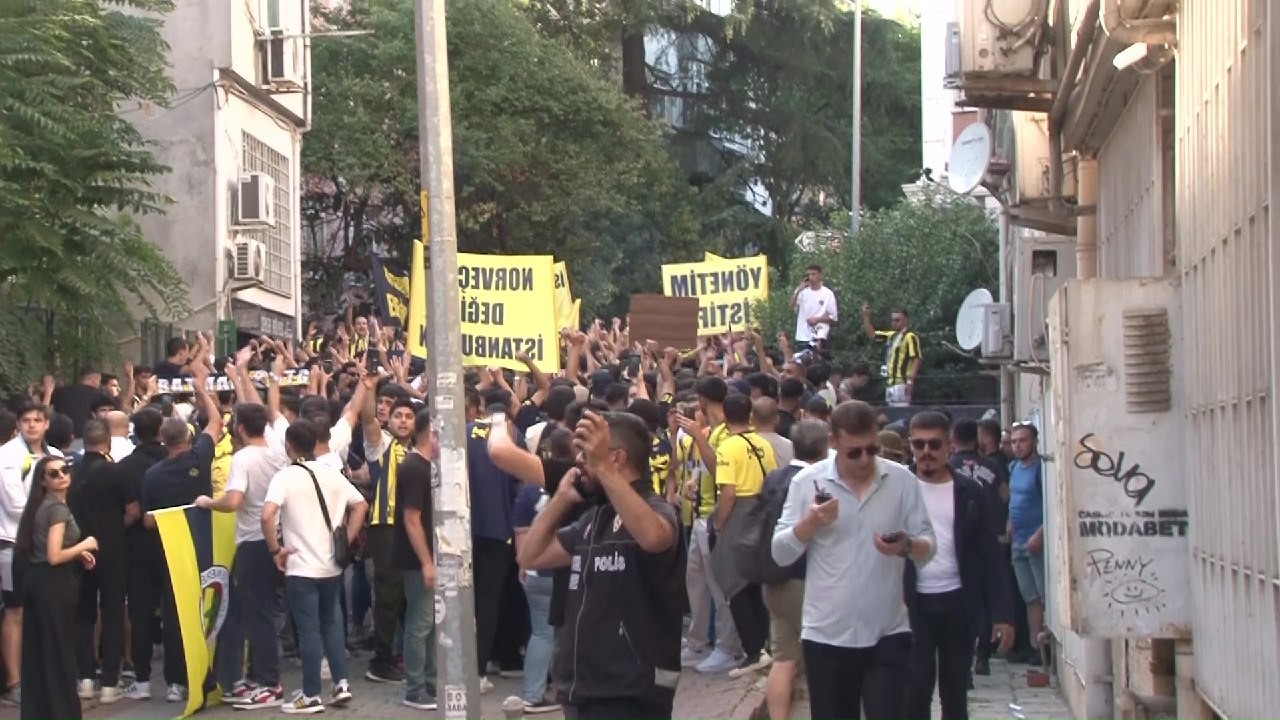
[0,657,1069,719]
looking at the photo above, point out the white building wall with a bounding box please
[1177,0,1280,716]
[126,0,308,347]
[918,0,958,178]
[1097,77,1164,279]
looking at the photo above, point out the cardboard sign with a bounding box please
[628,294,700,351]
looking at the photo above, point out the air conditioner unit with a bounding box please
[981,302,1013,358]
[259,31,302,89]
[948,0,1046,83]
[236,173,276,227]
[1046,277,1188,639]
[1011,111,1077,204]
[232,238,267,284]
[1013,231,1076,364]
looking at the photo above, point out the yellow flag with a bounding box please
[408,239,428,360]
[553,261,577,332]
[153,506,238,717]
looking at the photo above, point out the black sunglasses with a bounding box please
[910,438,944,452]
[844,444,879,460]
[45,466,68,479]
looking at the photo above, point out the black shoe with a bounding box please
[365,662,405,684]
[974,657,991,676]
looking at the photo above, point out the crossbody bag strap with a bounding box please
[737,434,769,480]
[296,461,334,533]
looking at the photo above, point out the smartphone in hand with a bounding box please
[812,480,832,504]
[881,531,907,544]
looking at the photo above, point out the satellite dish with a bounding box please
[948,123,993,195]
[956,288,994,351]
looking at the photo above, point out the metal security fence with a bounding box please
[1176,0,1280,715]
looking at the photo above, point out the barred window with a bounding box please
[241,133,293,296]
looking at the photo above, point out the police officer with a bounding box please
[517,411,685,719]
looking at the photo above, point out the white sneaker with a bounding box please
[166,684,187,703]
[479,676,494,695]
[681,646,709,667]
[125,681,151,700]
[695,648,739,674]
[99,686,125,705]
[77,679,96,700]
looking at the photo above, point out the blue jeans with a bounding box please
[522,574,554,703]
[402,570,437,698]
[284,576,348,698]
[215,541,281,689]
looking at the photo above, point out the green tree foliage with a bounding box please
[304,0,702,320]
[0,0,187,393]
[697,6,921,219]
[754,191,999,403]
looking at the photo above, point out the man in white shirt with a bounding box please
[196,400,291,709]
[790,264,839,351]
[263,420,367,714]
[772,400,934,720]
[902,412,1013,720]
[0,400,61,705]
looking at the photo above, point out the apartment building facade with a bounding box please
[126,0,311,353]
[945,0,1277,717]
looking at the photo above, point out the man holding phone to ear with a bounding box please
[771,400,934,720]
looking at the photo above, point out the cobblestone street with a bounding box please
[0,656,1068,719]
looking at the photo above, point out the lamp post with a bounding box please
[850,0,863,238]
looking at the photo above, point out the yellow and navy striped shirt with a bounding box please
[875,329,922,386]
[211,412,233,497]
[369,436,407,526]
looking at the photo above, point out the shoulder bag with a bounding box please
[296,460,353,569]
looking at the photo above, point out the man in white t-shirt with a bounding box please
[263,420,367,714]
[196,401,291,708]
[790,264,839,350]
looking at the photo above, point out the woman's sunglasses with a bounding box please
[45,466,68,479]
[844,444,880,460]
[910,438,945,452]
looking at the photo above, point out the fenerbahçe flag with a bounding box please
[153,506,238,717]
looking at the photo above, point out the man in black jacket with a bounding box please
[903,412,1013,720]
[949,419,1010,675]
[516,411,685,720]
[114,408,171,700]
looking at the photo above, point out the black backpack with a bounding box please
[731,467,798,585]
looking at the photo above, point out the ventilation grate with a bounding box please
[1122,308,1172,413]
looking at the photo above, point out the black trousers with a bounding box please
[803,633,912,720]
[563,689,674,720]
[366,525,405,665]
[906,590,976,720]
[728,583,769,658]
[128,545,185,685]
[492,560,529,669]
[472,537,513,676]
[76,552,127,686]
[21,562,81,720]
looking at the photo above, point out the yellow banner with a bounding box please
[408,239,428,360]
[553,261,577,332]
[704,251,725,261]
[661,255,769,335]
[459,253,558,372]
[153,506,238,717]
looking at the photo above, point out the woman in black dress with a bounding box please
[14,456,98,720]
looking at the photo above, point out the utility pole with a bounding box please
[413,0,480,716]
[850,0,863,238]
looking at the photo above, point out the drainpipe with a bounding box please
[998,206,1015,426]
[1049,0,1101,215]
[1076,157,1099,279]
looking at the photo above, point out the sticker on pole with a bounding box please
[443,685,467,719]
[435,594,446,624]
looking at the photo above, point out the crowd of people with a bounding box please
[0,299,1048,720]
